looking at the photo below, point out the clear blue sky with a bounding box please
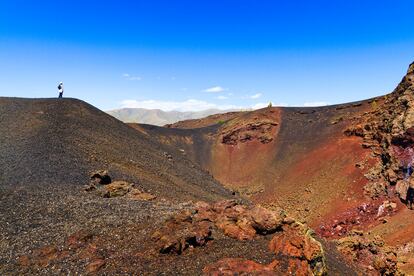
[1,1,413,111]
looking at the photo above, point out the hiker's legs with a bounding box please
[59,92,63,98]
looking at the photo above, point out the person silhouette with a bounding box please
[58,82,64,98]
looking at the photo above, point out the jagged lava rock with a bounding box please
[268,222,326,276]
[337,233,400,275]
[152,211,212,254]
[154,200,286,254]
[100,181,132,198]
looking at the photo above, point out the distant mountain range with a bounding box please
[106,108,239,126]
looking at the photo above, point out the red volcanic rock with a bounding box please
[19,230,107,274]
[268,223,326,276]
[203,258,274,275]
[317,201,397,239]
[154,201,328,274]
[344,124,365,137]
[152,211,212,254]
[221,121,278,145]
[211,200,239,213]
[268,259,310,275]
[154,201,287,254]
[66,231,94,250]
[86,259,106,274]
[29,245,60,268]
[210,201,257,241]
[249,206,284,234]
[207,201,285,241]
[203,222,326,276]
[215,218,256,241]
[337,233,400,275]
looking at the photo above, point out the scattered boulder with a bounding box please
[100,181,132,198]
[337,233,401,275]
[85,172,156,201]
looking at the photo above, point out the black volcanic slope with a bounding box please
[0,97,231,201]
[0,97,235,275]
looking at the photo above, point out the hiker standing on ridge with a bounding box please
[58,82,64,98]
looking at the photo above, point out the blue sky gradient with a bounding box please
[1,1,414,110]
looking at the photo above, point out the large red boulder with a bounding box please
[154,201,287,254]
[268,223,326,276]
[195,201,285,241]
[152,211,212,254]
[249,206,284,234]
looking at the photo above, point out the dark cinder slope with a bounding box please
[0,97,232,202]
[0,97,237,275]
